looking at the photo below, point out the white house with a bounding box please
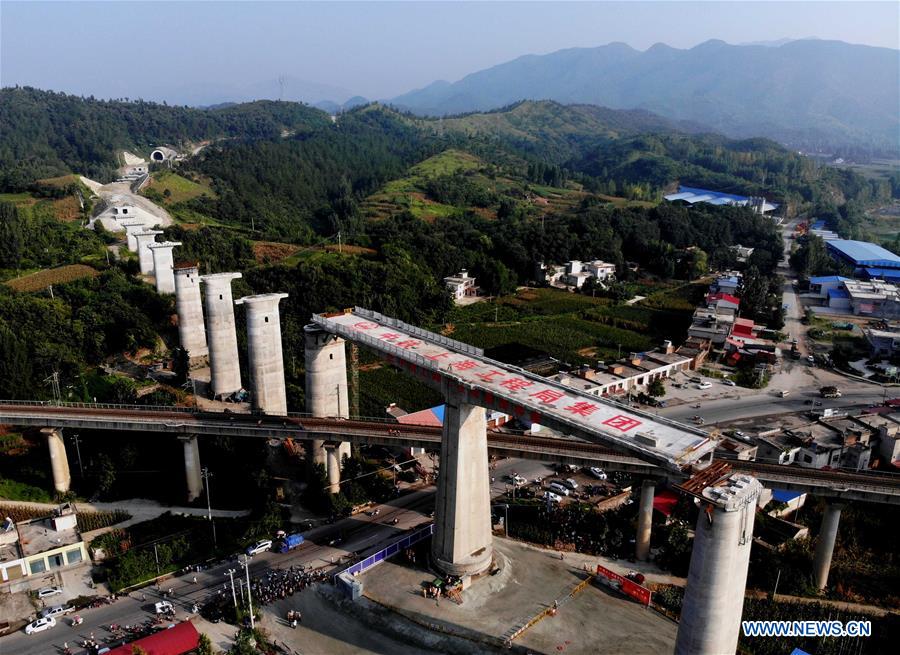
[586,260,616,281]
[443,270,478,303]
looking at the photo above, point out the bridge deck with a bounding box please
[313,308,715,471]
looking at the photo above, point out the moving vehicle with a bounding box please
[807,355,815,364]
[547,482,570,497]
[820,386,842,399]
[25,616,56,634]
[696,382,712,390]
[155,601,174,615]
[722,379,736,387]
[38,605,73,619]
[37,586,62,599]
[778,390,790,398]
[245,539,272,556]
[277,533,304,554]
[510,475,527,486]
[588,467,607,480]
[543,491,562,503]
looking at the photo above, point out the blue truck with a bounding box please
[277,533,304,553]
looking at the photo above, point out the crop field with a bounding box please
[6,264,99,292]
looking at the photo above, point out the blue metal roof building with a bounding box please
[826,240,900,270]
[863,267,900,283]
[664,186,778,212]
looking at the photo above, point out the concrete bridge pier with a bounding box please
[148,241,182,295]
[180,435,203,502]
[202,272,243,399]
[813,502,844,591]
[674,474,761,655]
[324,442,343,494]
[174,265,208,363]
[635,479,656,561]
[304,325,350,468]
[236,293,289,415]
[134,230,163,275]
[431,386,493,577]
[42,427,71,494]
[121,221,145,252]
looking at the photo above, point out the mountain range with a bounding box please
[388,39,899,154]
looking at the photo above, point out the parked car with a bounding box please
[38,605,73,619]
[511,475,527,486]
[562,478,579,490]
[807,355,815,364]
[245,539,272,556]
[36,586,62,599]
[547,482,570,496]
[543,491,562,503]
[588,467,608,480]
[696,382,712,390]
[722,379,736,387]
[25,616,56,634]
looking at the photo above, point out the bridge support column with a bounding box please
[813,502,844,591]
[675,474,761,655]
[42,428,71,494]
[635,479,656,561]
[432,387,492,577]
[236,293,289,415]
[180,435,203,502]
[324,443,342,494]
[304,325,350,470]
[202,273,243,399]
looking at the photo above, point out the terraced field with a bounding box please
[5,264,99,292]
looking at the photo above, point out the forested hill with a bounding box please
[0,86,332,189]
[390,39,900,155]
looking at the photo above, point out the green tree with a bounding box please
[647,378,666,397]
[197,634,216,655]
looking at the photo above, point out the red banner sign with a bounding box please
[595,565,652,606]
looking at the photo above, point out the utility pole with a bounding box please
[241,554,255,629]
[226,568,238,610]
[201,467,217,548]
[153,543,160,576]
[71,433,84,477]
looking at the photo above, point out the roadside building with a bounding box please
[844,279,900,317]
[808,276,852,298]
[852,413,900,466]
[826,239,900,275]
[663,186,778,214]
[0,503,88,585]
[705,292,740,311]
[585,260,617,281]
[865,327,900,358]
[688,306,735,345]
[731,244,755,262]
[537,262,565,285]
[443,270,478,303]
[106,621,199,655]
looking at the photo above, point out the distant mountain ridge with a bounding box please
[390,39,900,153]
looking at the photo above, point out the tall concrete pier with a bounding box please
[121,221,145,252]
[135,230,163,275]
[304,325,351,470]
[42,427,71,493]
[431,385,493,577]
[180,435,203,502]
[324,443,343,494]
[202,272,243,399]
[174,265,208,361]
[813,502,844,590]
[635,479,656,561]
[674,474,762,655]
[236,293,289,415]
[148,241,182,294]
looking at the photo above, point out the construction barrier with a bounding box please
[333,523,434,583]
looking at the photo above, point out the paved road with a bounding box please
[2,456,550,655]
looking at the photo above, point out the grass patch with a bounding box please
[5,264,99,292]
[142,170,213,205]
[0,479,55,503]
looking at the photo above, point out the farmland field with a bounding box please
[6,264,99,292]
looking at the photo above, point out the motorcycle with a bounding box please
[70,616,83,627]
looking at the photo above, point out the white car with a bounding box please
[245,539,272,556]
[722,379,736,387]
[154,600,175,615]
[543,491,562,503]
[39,605,73,619]
[37,586,63,599]
[588,467,608,480]
[511,475,527,486]
[696,382,712,390]
[562,478,579,490]
[25,616,56,634]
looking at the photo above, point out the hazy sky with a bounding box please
[2,1,898,104]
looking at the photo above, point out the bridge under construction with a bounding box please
[1,306,892,655]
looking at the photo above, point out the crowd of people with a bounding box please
[250,565,328,606]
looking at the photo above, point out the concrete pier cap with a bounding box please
[148,241,182,295]
[674,473,762,655]
[201,272,243,399]
[235,293,289,415]
[135,230,164,275]
[173,264,208,360]
[121,221,145,252]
